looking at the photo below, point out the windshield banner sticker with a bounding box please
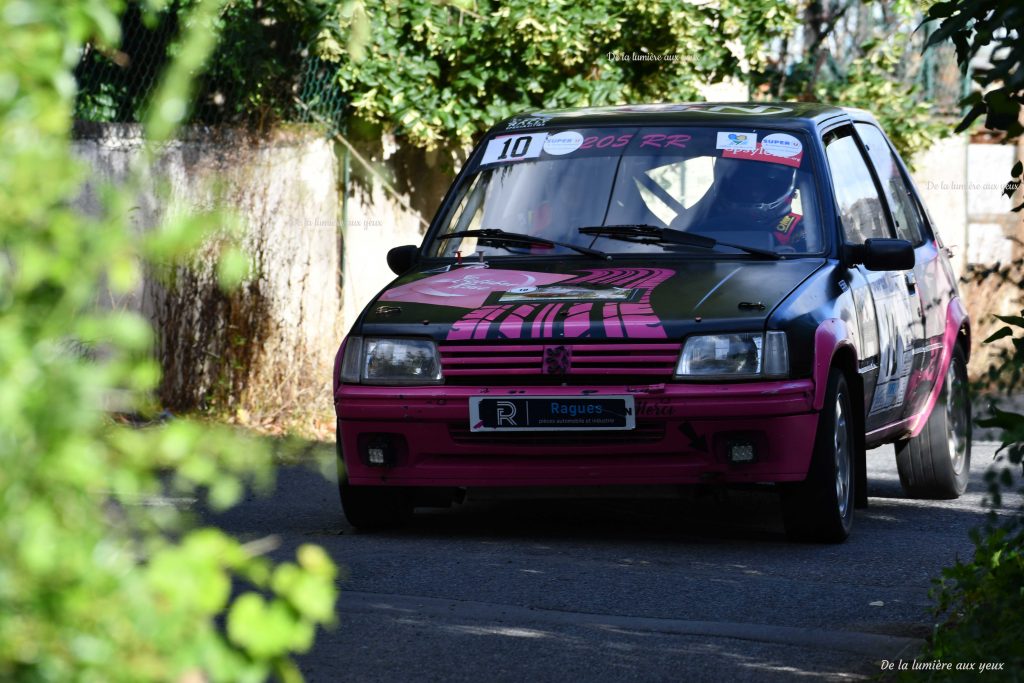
[479,127,816,167]
[542,104,793,116]
[716,132,757,152]
[722,138,804,168]
[480,133,548,165]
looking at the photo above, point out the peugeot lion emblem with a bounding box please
[542,345,572,375]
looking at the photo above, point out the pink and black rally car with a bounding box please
[332,103,971,542]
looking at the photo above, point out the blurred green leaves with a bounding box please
[923,0,1023,209]
[813,38,946,166]
[323,0,799,150]
[909,316,1024,676]
[0,0,337,680]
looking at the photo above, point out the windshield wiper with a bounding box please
[578,224,781,260]
[438,228,611,260]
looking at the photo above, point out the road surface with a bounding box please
[205,441,1015,682]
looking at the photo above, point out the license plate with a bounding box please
[469,396,635,432]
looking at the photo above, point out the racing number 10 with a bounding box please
[496,136,532,160]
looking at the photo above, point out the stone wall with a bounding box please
[337,133,461,336]
[74,124,341,423]
[912,135,1023,382]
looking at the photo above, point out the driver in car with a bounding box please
[683,158,805,249]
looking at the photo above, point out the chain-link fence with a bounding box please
[917,28,970,118]
[73,1,326,129]
[73,4,176,124]
[295,56,349,136]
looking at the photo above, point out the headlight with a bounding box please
[675,331,788,379]
[340,336,443,385]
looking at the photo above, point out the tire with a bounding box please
[895,345,971,499]
[781,368,856,543]
[336,422,413,530]
[338,475,413,530]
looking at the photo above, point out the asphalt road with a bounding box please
[206,441,1018,682]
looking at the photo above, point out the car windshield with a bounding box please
[427,126,823,258]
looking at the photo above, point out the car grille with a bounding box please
[438,342,681,385]
[448,422,666,446]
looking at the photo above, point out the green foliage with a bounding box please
[910,4,1024,673]
[75,0,335,126]
[812,39,946,164]
[907,316,1024,678]
[196,0,338,125]
[0,0,336,680]
[75,0,947,164]
[925,0,1024,202]
[749,1,949,163]
[918,523,1024,678]
[325,0,800,150]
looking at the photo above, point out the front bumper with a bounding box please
[335,379,819,487]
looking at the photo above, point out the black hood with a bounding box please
[358,258,824,342]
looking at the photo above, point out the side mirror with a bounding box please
[845,238,914,271]
[386,245,419,275]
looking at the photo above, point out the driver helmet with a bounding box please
[714,158,797,224]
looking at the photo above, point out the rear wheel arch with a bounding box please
[896,344,971,499]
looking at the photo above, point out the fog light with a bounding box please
[728,441,756,463]
[367,446,387,465]
[359,434,402,467]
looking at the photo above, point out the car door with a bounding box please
[854,122,942,423]
[823,125,919,432]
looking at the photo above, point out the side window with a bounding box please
[823,127,891,244]
[855,123,925,245]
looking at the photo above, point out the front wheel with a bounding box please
[895,345,971,499]
[336,422,413,530]
[781,368,856,543]
[339,475,414,530]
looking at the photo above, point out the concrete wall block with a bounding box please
[74,124,341,419]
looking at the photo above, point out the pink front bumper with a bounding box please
[336,380,820,487]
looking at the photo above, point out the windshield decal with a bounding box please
[446,268,673,341]
[580,133,635,150]
[480,133,548,165]
[505,114,553,130]
[542,131,584,155]
[537,104,794,116]
[638,133,691,149]
[722,141,804,168]
[760,133,803,160]
[716,132,757,152]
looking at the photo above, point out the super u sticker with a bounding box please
[481,133,547,165]
[761,133,803,158]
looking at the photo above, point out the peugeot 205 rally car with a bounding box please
[332,102,971,542]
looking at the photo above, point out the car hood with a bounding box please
[359,258,825,342]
